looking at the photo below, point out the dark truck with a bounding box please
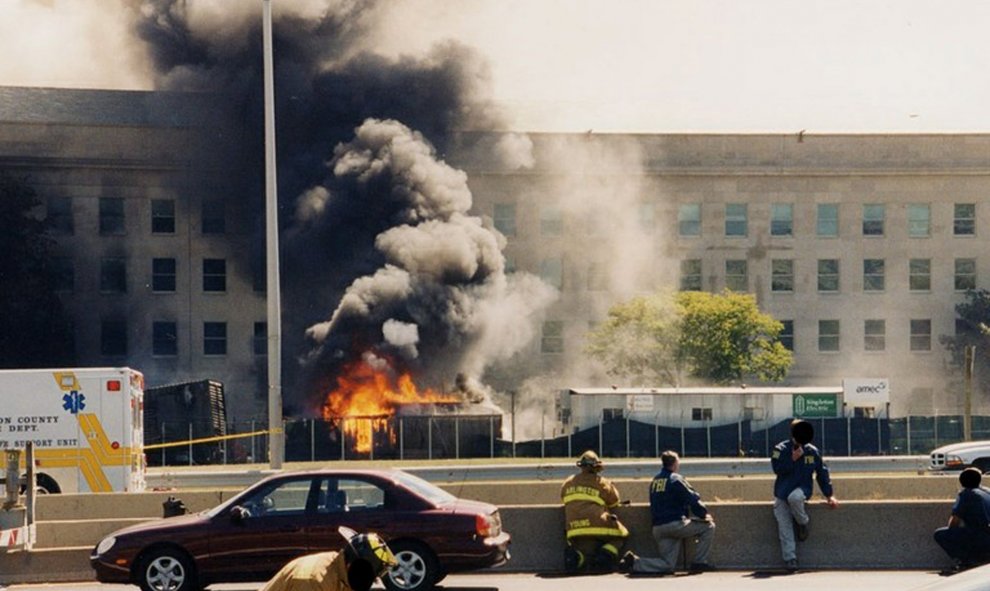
[145,379,227,466]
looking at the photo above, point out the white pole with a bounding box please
[262,0,283,469]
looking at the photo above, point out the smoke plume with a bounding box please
[133,0,554,413]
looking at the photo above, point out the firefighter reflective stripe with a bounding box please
[562,492,606,506]
[566,526,629,539]
[601,543,619,556]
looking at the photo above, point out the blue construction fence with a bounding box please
[147,414,990,465]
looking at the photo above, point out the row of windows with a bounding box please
[46,197,226,236]
[539,318,937,354]
[490,202,979,239]
[51,257,233,293]
[100,320,268,357]
[683,202,976,238]
[681,257,978,293]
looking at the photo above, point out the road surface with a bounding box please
[0,570,960,591]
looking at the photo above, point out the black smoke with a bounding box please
[134,1,550,413]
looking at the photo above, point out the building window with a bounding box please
[955,258,977,291]
[101,319,127,356]
[818,319,840,352]
[541,320,563,353]
[540,206,563,236]
[779,320,794,351]
[691,407,713,421]
[52,256,74,292]
[203,258,227,292]
[152,258,176,292]
[817,259,839,292]
[204,321,227,356]
[909,258,931,291]
[907,204,930,238]
[494,203,516,237]
[638,203,655,233]
[100,257,127,293]
[817,203,839,237]
[151,199,175,234]
[725,203,748,237]
[864,319,886,352]
[152,321,178,356]
[770,203,793,237]
[725,259,748,292]
[864,259,885,292]
[771,259,794,293]
[46,196,73,235]
[910,319,932,351]
[680,259,702,291]
[678,204,701,237]
[254,322,267,356]
[863,204,885,236]
[954,203,976,236]
[587,263,607,291]
[202,199,226,234]
[539,258,563,290]
[99,197,125,235]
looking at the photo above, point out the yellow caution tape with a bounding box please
[144,429,271,451]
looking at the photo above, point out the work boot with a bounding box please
[564,546,583,573]
[794,518,809,542]
[618,551,636,574]
[785,559,799,572]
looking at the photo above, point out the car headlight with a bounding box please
[946,455,964,467]
[96,536,116,556]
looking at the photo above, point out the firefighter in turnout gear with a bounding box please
[561,450,629,572]
[260,526,397,591]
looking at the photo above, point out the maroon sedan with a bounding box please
[90,468,510,591]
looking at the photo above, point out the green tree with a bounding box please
[0,173,75,368]
[677,290,792,384]
[586,290,792,385]
[585,293,684,386]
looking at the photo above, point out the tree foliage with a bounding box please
[0,173,75,368]
[939,289,990,389]
[586,290,792,386]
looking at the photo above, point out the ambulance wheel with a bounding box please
[384,540,439,591]
[36,474,60,494]
[137,547,199,591]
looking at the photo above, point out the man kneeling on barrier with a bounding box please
[619,450,716,575]
[561,450,629,572]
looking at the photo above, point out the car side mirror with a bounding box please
[230,505,251,524]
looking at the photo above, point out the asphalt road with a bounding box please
[0,570,964,591]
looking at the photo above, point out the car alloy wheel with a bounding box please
[140,549,195,591]
[385,541,438,591]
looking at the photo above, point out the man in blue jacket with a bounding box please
[933,467,990,571]
[771,419,838,572]
[619,450,715,575]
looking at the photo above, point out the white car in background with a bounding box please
[929,441,990,472]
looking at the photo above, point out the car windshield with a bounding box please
[391,470,457,506]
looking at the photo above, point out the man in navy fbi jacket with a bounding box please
[619,450,715,575]
[771,419,839,572]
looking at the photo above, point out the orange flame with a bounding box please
[320,356,458,453]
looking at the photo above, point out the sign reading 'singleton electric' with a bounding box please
[792,394,839,418]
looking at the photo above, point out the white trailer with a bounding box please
[0,367,145,493]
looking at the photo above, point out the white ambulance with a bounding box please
[0,367,145,493]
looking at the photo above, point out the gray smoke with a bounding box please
[301,119,556,407]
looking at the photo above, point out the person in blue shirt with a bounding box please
[619,450,715,575]
[933,467,990,572]
[771,419,838,572]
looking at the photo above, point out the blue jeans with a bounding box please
[934,526,990,566]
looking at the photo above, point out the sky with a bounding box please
[3,0,990,132]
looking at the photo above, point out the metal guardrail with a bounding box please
[147,455,931,491]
